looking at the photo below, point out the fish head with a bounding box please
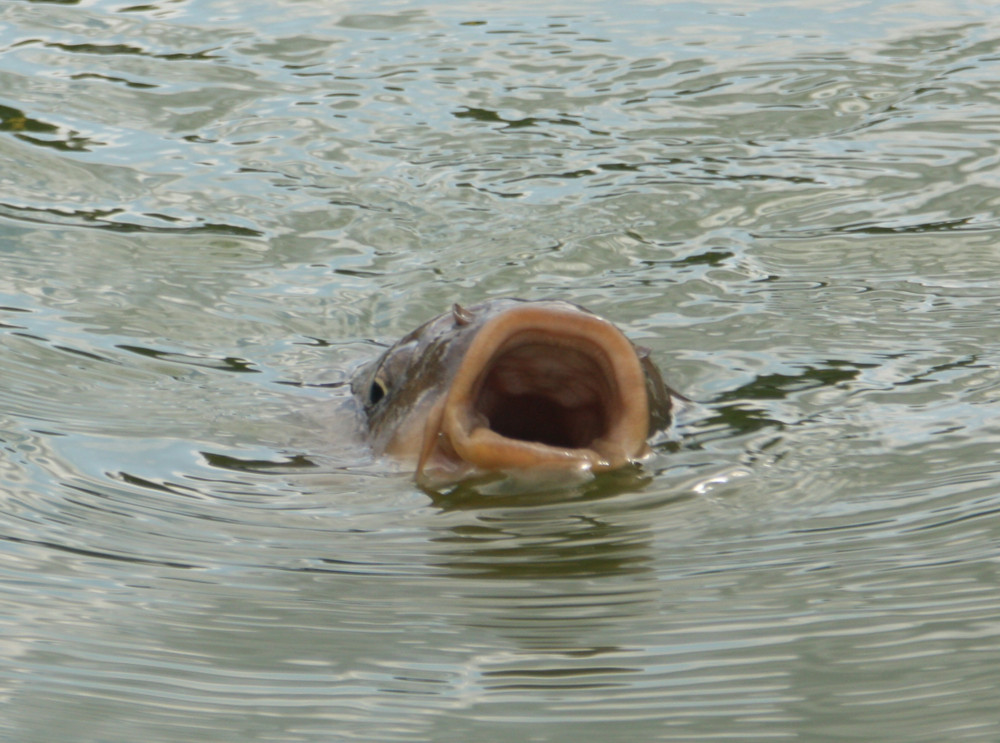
[352,298,672,481]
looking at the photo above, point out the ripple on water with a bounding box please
[4,1,1000,741]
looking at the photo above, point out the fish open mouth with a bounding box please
[419,304,651,476]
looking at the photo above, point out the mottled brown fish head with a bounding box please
[351,298,672,481]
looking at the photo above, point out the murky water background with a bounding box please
[3,0,1000,740]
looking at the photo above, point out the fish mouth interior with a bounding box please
[429,306,650,474]
[474,340,612,449]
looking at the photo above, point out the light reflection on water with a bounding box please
[3,0,1000,740]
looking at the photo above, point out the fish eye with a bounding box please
[368,378,387,406]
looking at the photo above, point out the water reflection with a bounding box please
[4,0,1000,740]
[0,102,96,151]
[431,506,656,581]
[421,494,665,707]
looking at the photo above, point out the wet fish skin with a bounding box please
[352,301,491,459]
[351,298,674,481]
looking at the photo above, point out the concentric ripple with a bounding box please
[3,1,1000,741]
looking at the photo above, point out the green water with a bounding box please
[2,0,1000,740]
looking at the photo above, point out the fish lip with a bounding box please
[422,304,650,476]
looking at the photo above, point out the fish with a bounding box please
[351,298,674,482]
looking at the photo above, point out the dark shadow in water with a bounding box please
[423,465,657,512]
[199,451,319,474]
[1,532,198,569]
[717,359,868,402]
[454,105,594,135]
[418,473,667,658]
[636,245,736,269]
[694,358,875,438]
[117,344,260,373]
[0,102,95,151]
[427,513,656,581]
[421,467,685,582]
[0,201,263,236]
[837,216,979,235]
[44,40,220,62]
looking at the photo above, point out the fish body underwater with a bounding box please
[351,298,674,483]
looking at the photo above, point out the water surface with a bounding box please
[3,0,1000,740]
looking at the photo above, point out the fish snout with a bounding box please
[417,305,651,478]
